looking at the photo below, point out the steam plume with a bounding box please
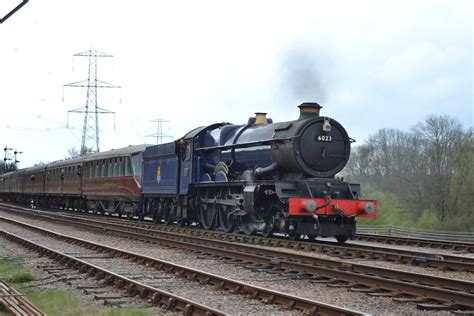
[280,47,328,103]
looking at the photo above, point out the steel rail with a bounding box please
[0,217,366,316]
[0,231,225,316]
[0,279,45,316]
[62,205,474,253]
[38,207,474,267]
[1,203,472,272]
[138,222,474,271]
[47,211,474,272]
[64,218,474,303]
[1,211,473,312]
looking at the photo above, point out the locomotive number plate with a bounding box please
[316,135,332,142]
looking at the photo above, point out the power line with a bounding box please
[2,124,73,131]
[0,0,28,24]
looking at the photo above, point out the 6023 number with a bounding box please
[316,135,332,142]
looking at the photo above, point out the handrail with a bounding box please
[357,224,474,242]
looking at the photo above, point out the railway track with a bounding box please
[48,209,474,259]
[354,233,474,253]
[0,279,45,316]
[67,209,474,254]
[125,221,474,271]
[1,206,473,312]
[2,203,472,273]
[0,217,365,316]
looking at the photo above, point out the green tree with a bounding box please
[0,161,17,175]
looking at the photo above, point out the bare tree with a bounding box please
[345,114,473,227]
[412,115,469,221]
[66,146,94,159]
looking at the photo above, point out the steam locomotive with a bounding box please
[0,102,377,242]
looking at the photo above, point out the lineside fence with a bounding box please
[357,224,474,243]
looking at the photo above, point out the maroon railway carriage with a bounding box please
[20,164,47,203]
[0,171,16,201]
[0,165,45,204]
[0,145,146,217]
[81,145,146,216]
[42,156,84,208]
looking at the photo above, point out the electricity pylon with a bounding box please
[147,117,172,144]
[64,50,120,155]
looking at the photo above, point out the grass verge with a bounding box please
[0,256,156,316]
[27,291,156,316]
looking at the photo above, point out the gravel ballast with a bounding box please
[1,210,469,315]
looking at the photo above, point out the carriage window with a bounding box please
[131,154,142,176]
[113,160,119,177]
[107,159,113,177]
[124,157,131,176]
[100,161,105,177]
[118,158,124,176]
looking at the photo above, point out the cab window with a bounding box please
[184,144,191,161]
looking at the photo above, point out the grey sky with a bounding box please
[1,0,472,167]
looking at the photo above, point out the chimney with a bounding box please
[298,102,322,120]
[255,112,268,124]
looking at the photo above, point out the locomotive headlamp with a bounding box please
[364,202,375,215]
[300,199,317,212]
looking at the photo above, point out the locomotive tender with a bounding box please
[0,102,377,242]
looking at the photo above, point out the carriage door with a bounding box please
[179,141,192,194]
